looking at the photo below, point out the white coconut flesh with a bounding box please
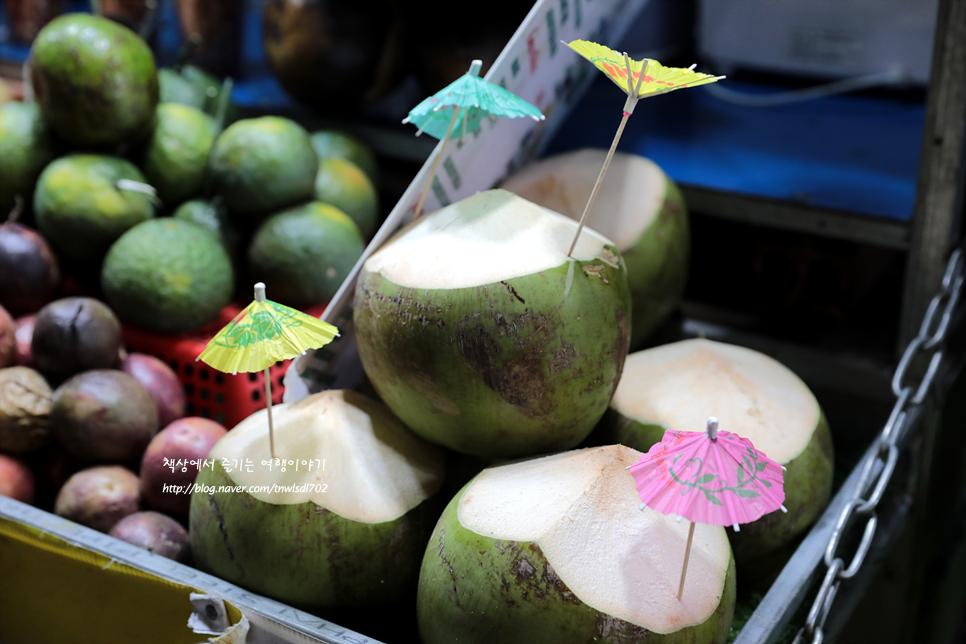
[210,390,444,523]
[457,445,731,633]
[364,189,615,290]
[501,149,668,251]
[612,339,821,464]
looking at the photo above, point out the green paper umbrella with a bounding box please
[404,60,544,216]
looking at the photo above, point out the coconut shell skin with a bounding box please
[353,248,632,458]
[623,179,690,349]
[189,461,440,610]
[596,410,834,570]
[501,153,689,350]
[417,483,736,644]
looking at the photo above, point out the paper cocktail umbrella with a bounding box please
[403,59,545,216]
[197,282,339,458]
[628,417,786,599]
[564,39,723,255]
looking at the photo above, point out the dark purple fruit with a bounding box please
[51,370,158,463]
[121,353,186,429]
[0,305,13,368]
[55,465,139,532]
[14,315,35,367]
[109,510,191,562]
[0,453,34,504]
[0,222,61,317]
[31,297,122,381]
[140,417,226,515]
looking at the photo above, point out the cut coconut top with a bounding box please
[501,149,668,251]
[211,390,445,523]
[612,339,821,464]
[364,189,614,289]
[458,445,731,633]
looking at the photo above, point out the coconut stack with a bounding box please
[595,338,834,576]
[502,149,690,348]
[353,188,632,458]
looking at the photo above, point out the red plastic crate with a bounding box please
[121,302,328,429]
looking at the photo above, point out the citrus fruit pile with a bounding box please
[1,13,380,336]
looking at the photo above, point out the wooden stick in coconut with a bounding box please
[677,520,696,600]
[567,53,648,257]
[253,283,277,460]
[264,366,276,460]
[414,105,462,218]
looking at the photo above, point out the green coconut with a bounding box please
[417,445,736,644]
[502,149,689,348]
[189,389,445,611]
[353,189,632,459]
[597,339,834,571]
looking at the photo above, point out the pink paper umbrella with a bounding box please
[628,417,786,599]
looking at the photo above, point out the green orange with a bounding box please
[101,219,234,333]
[139,104,216,207]
[34,155,154,261]
[208,117,317,218]
[29,14,158,148]
[313,157,378,237]
[248,201,364,307]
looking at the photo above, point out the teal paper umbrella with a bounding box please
[404,60,544,216]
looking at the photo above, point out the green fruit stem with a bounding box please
[115,179,163,207]
[213,77,234,135]
[7,196,23,223]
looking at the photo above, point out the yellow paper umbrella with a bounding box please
[564,40,724,255]
[197,282,339,457]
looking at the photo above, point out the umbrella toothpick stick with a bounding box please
[631,415,786,603]
[677,520,696,600]
[253,283,277,460]
[414,105,462,218]
[567,54,647,257]
[566,115,628,256]
[263,366,276,460]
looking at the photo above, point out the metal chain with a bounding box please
[792,248,964,644]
